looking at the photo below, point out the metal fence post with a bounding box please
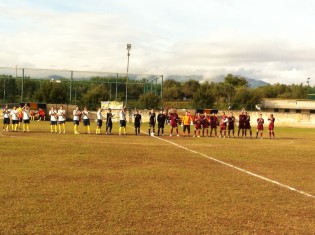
[70,71,73,104]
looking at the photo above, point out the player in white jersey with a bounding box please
[22,104,30,132]
[57,105,66,134]
[73,106,81,134]
[82,106,91,134]
[10,106,19,132]
[49,106,58,133]
[119,107,127,135]
[96,107,104,135]
[2,104,11,132]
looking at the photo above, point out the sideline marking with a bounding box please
[149,133,315,199]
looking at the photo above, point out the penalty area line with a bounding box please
[152,135,315,200]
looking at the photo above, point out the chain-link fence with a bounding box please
[0,67,163,106]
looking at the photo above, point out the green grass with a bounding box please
[0,122,315,234]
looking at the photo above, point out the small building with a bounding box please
[261,99,315,114]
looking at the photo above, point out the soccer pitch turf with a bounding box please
[0,121,315,234]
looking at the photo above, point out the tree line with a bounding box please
[0,74,313,110]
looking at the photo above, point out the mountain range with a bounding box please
[165,75,269,88]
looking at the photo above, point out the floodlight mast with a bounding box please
[125,44,131,108]
[307,77,310,99]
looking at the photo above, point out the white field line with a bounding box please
[140,130,315,199]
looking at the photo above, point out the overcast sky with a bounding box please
[1,0,315,84]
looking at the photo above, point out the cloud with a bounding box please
[0,0,315,85]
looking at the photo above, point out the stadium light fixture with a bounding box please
[125,44,131,107]
[307,78,310,99]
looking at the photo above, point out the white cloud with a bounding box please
[0,0,315,85]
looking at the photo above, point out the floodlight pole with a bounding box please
[307,78,310,99]
[70,71,73,104]
[3,77,5,103]
[126,44,131,108]
[161,75,163,99]
[21,68,24,103]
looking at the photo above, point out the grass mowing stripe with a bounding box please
[140,129,315,200]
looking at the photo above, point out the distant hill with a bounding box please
[165,75,269,88]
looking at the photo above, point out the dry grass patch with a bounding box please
[0,122,314,234]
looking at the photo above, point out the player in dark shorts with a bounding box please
[227,112,235,138]
[157,111,166,136]
[244,111,252,138]
[2,104,11,132]
[201,113,210,137]
[119,107,127,135]
[148,109,156,136]
[219,112,228,138]
[193,113,202,137]
[268,114,275,139]
[209,113,218,137]
[256,114,264,139]
[238,110,246,138]
[168,109,179,137]
[82,106,91,134]
[134,110,142,136]
[106,108,115,135]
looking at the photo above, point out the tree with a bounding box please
[163,79,182,101]
[182,79,200,100]
[33,80,68,103]
[233,87,262,110]
[81,84,110,110]
[137,92,161,109]
[192,82,215,108]
[224,74,248,87]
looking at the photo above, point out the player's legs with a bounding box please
[256,129,259,138]
[183,125,186,136]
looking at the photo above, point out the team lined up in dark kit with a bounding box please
[135,108,275,139]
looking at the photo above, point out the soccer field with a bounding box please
[0,122,315,234]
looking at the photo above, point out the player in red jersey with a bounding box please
[227,112,235,138]
[201,113,210,137]
[193,113,202,137]
[244,111,252,138]
[238,110,246,138]
[168,109,179,137]
[268,114,275,139]
[256,114,264,139]
[209,113,218,137]
[219,112,228,138]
